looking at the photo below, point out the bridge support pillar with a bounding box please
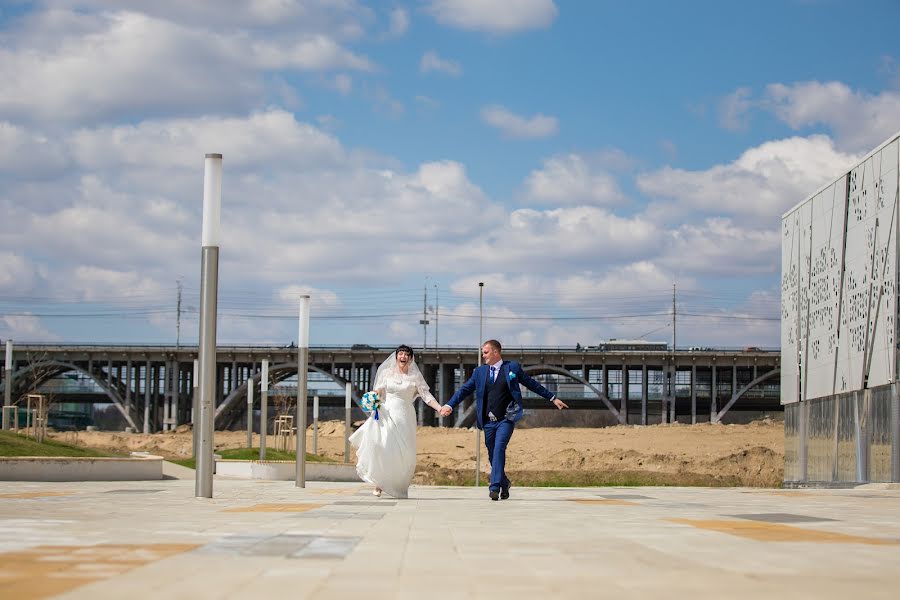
[691,364,696,425]
[640,364,647,426]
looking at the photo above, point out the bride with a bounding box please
[349,344,442,498]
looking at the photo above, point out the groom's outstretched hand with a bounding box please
[552,398,569,410]
[439,405,453,417]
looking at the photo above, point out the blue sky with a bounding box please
[1,0,899,349]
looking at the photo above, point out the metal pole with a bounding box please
[313,394,319,455]
[419,281,430,349]
[671,282,677,423]
[260,359,269,460]
[192,359,198,459]
[196,152,222,499]
[344,382,352,463]
[3,340,12,430]
[475,282,483,488]
[296,295,310,488]
[246,375,254,448]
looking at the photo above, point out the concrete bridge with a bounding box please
[1,344,780,433]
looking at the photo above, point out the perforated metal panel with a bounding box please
[782,133,900,403]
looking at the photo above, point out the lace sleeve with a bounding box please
[415,376,441,411]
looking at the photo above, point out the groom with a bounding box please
[440,340,568,501]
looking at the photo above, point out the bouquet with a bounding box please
[360,391,381,420]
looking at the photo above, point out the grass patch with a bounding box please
[171,447,335,470]
[415,467,776,488]
[0,430,122,458]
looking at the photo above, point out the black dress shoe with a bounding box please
[500,485,510,500]
[489,489,500,501]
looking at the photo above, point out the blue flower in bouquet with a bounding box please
[361,391,381,420]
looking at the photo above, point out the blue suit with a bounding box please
[447,360,556,492]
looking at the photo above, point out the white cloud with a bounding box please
[426,0,558,34]
[0,122,70,176]
[371,85,405,117]
[70,266,167,302]
[330,74,354,95]
[718,87,753,132]
[763,81,900,152]
[451,206,662,270]
[480,105,558,139]
[636,135,861,223]
[39,1,376,38]
[0,253,38,291]
[68,109,345,170]
[0,314,60,342]
[662,218,780,276]
[524,154,628,206]
[0,9,374,124]
[420,51,462,76]
[388,7,410,36]
[276,285,341,309]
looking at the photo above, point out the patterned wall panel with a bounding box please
[804,180,847,400]
[783,132,900,404]
[781,205,803,404]
[864,140,898,388]
[835,143,899,393]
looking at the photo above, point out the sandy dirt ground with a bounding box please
[48,418,784,487]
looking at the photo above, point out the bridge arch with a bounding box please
[714,368,780,423]
[215,363,364,429]
[2,361,139,431]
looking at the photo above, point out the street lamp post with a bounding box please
[296,295,310,488]
[196,153,222,499]
[191,359,198,459]
[475,281,483,488]
[3,340,12,430]
[246,375,254,448]
[260,359,269,460]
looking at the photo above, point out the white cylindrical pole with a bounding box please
[260,359,269,460]
[3,340,12,431]
[191,359,199,458]
[313,394,319,455]
[201,156,222,247]
[196,153,222,499]
[246,376,254,448]
[296,295,310,488]
[344,382,352,463]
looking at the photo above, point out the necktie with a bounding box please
[490,366,496,383]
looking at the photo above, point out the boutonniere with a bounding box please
[508,372,516,380]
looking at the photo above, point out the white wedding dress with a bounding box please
[349,373,426,499]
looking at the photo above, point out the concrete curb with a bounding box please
[214,459,361,482]
[0,453,164,481]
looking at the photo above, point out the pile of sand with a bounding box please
[48,418,784,487]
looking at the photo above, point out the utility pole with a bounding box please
[434,284,439,347]
[672,283,676,353]
[419,281,430,348]
[670,283,677,423]
[176,279,183,349]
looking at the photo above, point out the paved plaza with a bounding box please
[1,472,899,599]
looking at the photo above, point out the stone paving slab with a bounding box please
[0,479,899,599]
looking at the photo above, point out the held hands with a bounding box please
[439,405,453,417]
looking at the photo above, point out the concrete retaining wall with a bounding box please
[0,454,164,481]
[215,459,361,482]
